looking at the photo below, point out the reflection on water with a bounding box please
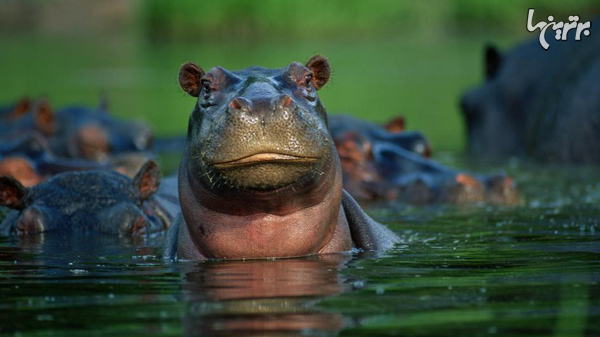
[0,159,599,336]
[181,256,350,336]
[0,232,353,336]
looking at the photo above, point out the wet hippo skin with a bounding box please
[460,21,600,163]
[0,99,154,163]
[326,115,518,205]
[0,132,156,187]
[164,55,399,260]
[0,161,178,236]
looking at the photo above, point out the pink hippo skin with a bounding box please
[163,55,399,260]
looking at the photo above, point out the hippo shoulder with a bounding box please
[162,213,203,261]
[162,213,181,260]
[342,190,399,251]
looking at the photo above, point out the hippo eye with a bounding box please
[201,80,213,93]
[303,73,313,87]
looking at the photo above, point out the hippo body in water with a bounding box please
[0,132,155,187]
[329,115,518,204]
[48,105,154,162]
[0,161,179,236]
[0,100,154,162]
[164,55,399,260]
[329,114,432,158]
[0,132,104,187]
[460,20,600,163]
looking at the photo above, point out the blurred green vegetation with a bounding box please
[1,1,598,152]
[140,0,600,42]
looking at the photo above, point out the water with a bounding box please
[1,157,599,337]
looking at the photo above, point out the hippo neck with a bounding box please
[177,153,353,259]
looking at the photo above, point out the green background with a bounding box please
[1,0,598,152]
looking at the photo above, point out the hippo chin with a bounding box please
[164,55,399,260]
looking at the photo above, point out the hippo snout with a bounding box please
[203,82,330,167]
[227,93,298,122]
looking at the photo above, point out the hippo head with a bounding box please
[460,44,539,157]
[334,131,390,200]
[176,55,352,258]
[179,55,336,201]
[0,161,165,236]
[52,103,154,162]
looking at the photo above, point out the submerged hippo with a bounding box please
[460,20,600,163]
[0,132,155,187]
[330,114,432,158]
[331,116,518,204]
[164,55,399,260]
[49,105,153,161]
[0,100,154,162]
[0,161,178,236]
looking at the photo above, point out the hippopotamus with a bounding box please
[330,114,432,157]
[0,132,155,187]
[164,55,399,260]
[460,19,600,163]
[0,100,55,140]
[0,161,178,236]
[329,115,518,204]
[0,100,154,162]
[48,104,154,161]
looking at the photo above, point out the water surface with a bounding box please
[0,157,599,337]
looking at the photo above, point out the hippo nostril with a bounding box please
[229,99,242,110]
[279,94,294,108]
[229,97,252,111]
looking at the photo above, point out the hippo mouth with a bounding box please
[212,153,319,168]
[206,152,324,190]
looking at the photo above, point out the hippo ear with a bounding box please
[484,44,503,80]
[0,176,28,210]
[11,97,31,120]
[34,100,55,136]
[133,160,161,201]
[335,131,374,160]
[179,62,206,97]
[306,55,331,90]
[384,116,406,134]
